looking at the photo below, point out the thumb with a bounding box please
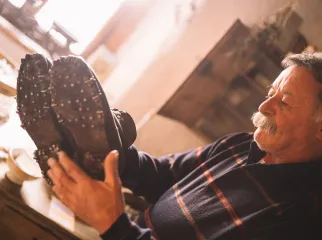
[104,150,120,185]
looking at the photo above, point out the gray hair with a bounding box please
[281,52,322,122]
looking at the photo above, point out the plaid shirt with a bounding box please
[101,132,322,240]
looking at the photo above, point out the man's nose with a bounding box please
[258,97,276,117]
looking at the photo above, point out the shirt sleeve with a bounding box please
[100,213,154,240]
[120,134,238,203]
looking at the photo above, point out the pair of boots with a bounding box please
[16,54,137,185]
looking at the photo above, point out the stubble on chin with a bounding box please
[253,128,265,149]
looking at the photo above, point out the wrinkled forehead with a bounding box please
[272,66,319,94]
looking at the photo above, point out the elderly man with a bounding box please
[47,52,322,240]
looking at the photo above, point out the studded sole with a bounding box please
[50,56,124,180]
[16,54,74,185]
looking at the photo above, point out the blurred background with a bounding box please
[0,0,321,156]
[0,1,322,239]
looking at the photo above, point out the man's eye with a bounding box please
[265,95,289,107]
[280,100,288,106]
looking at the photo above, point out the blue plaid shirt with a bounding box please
[101,132,322,239]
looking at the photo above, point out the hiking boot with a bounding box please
[16,54,74,185]
[49,55,136,180]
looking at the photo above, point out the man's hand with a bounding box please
[47,150,124,234]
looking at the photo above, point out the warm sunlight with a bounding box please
[33,0,124,53]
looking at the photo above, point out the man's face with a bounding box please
[253,66,322,154]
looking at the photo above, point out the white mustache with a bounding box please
[251,112,277,135]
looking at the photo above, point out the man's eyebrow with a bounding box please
[282,90,292,96]
[266,85,293,96]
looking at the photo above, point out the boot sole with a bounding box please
[50,56,124,180]
[16,54,73,185]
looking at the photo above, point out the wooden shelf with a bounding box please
[158,9,304,141]
[158,20,256,128]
